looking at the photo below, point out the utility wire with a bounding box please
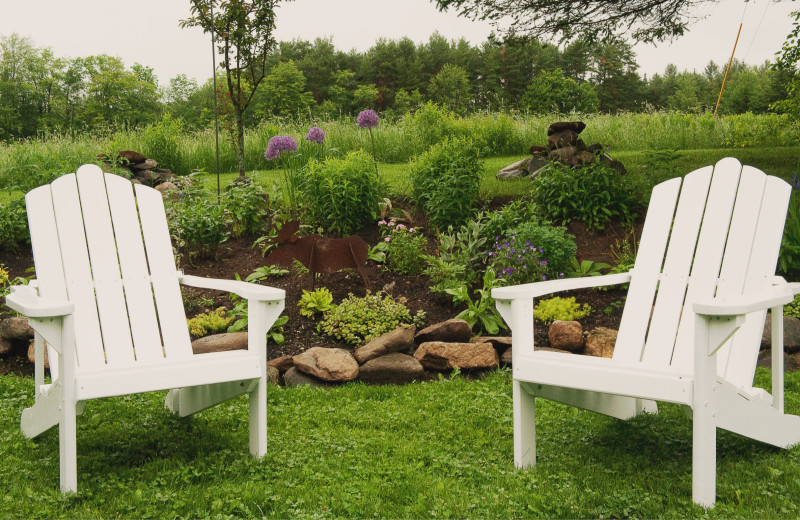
[741,0,771,63]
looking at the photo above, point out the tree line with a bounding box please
[0,31,793,141]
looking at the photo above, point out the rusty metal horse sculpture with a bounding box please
[264,220,369,289]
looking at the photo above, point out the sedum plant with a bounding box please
[533,296,592,325]
[187,307,233,338]
[317,292,426,345]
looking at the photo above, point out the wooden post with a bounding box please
[714,23,743,117]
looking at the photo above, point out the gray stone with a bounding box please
[267,365,281,385]
[762,315,800,353]
[415,319,472,344]
[0,317,33,340]
[500,347,512,366]
[354,325,416,364]
[132,158,158,170]
[282,366,330,387]
[584,327,616,358]
[358,353,424,385]
[191,332,248,355]
[548,321,584,352]
[293,347,359,382]
[413,341,498,371]
[757,349,797,372]
[0,337,14,356]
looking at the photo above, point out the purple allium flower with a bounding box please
[265,135,298,160]
[357,109,379,128]
[306,126,325,144]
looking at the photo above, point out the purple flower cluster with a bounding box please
[487,234,550,284]
[264,135,298,160]
[356,109,379,129]
[306,126,325,144]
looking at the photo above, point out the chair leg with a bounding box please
[692,398,717,507]
[59,398,78,494]
[249,373,267,458]
[514,380,536,468]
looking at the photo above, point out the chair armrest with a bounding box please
[693,284,794,317]
[179,274,285,302]
[491,271,633,300]
[4,285,74,318]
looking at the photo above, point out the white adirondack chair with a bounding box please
[492,157,800,507]
[5,164,285,494]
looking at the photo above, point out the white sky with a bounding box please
[0,0,796,85]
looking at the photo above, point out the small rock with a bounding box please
[358,353,424,385]
[191,332,248,355]
[354,325,416,364]
[282,366,330,387]
[415,319,472,344]
[762,315,800,353]
[0,337,14,356]
[470,336,512,351]
[155,181,178,194]
[757,349,797,372]
[117,150,147,164]
[548,321,584,352]
[27,340,49,370]
[547,129,578,150]
[0,317,34,340]
[529,145,549,156]
[132,158,158,170]
[267,365,281,385]
[500,347,512,365]
[584,327,617,358]
[413,341,498,371]
[293,347,359,382]
[267,355,294,372]
[547,121,586,135]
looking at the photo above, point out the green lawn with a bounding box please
[2,368,799,518]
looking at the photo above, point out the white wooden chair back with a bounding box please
[612,158,791,388]
[26,164,192,371]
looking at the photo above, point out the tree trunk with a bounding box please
[235,107,246,180]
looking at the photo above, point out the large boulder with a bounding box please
[415,319,472,344]
[413,341,498,371]
[757,349,798,372]
[117,150,147,164]
[762,315,800,353]
[191,332,248,354]
[584,327,617,358]
[293,347,359,382]
[548,321,584,352]
[0,317,34,340]
[354,325,416,364]
[358,353,424,385]
[267,355,295,372]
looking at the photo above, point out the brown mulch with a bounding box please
[0,212,642,376]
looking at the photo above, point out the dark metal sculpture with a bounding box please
[264,220,369,289]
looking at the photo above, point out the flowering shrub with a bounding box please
[488,222,576,284]
[356,109,379,128]
[378,219,427,275]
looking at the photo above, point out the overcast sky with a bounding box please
[0,0,796,85]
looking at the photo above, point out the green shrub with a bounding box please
[167,196,230,260]
[786,294,800,319]
[444,268,506,336]
[423,219,486,292]
[532,162,639,230]
[187,307,232,337]
[300,150,382,236]
[377,220,428,275]
[317,292,426,345]
[534,296,592,324]
[476,199,539,246]
[0,199,30,252]
[410,137,483,230]
[142,114,185,174]
[298,288,334,318]
[489,221,576,283]
[779,179,800,281]
[221,181,270,238]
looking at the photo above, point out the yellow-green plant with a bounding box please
[187,307,233,338]
[534,296,592,324]
[298,288,334,318]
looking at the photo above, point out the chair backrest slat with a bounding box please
[48,174,106,369]
[613,177,681,362]
[104,173,165,363]
[134,184,192,359]
[670,158,743,372]
[641,166,712,367]
[722,174,791,387]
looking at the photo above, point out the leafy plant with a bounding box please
[779,175,800,280]
[142,113,185,174]
[245,265,290,283]
[298,288,334,318]
[221,181,270,238]
[378,220,428,275]
[488,221,576,283]
[317,292,426,345]
[226,295,288,345]
[569,258,611,277]
[166,193,230,261]
[0,199,30,253]
[534,296,592,324]
[785,294,800,319]
[423,219,487,292]
[0,264,33,313]
[187,307,233,338]
[444,268,507,336]
[476,199,539,246]
[603,300,624,316]
[410,136,483,230]
[532,161,639,230]
[300,150,382,236]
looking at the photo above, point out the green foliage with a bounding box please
[142,114,185,174]
[187,307,233,338]
[424,219,487,292]
[244,265,289,282]
[534,296,593,324]
[429,64,473,115]
[317,292,426,345]
[167,195,230,260]
[476,199,539,245]
[221,181,270,238]
[297,288,334,318]
[569,258,611,277]
[300,150,382,236]
[779,177,800,281]
[521,68,599,113]
[0,264,32,313]
[490,221,577,283]
[226,294,288,345]
[378,221,427,275]
[0,198,30,252]
[257,60,314,118]
[532,162,639,230]
[444,268,507,336]
[410,136,483,230]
